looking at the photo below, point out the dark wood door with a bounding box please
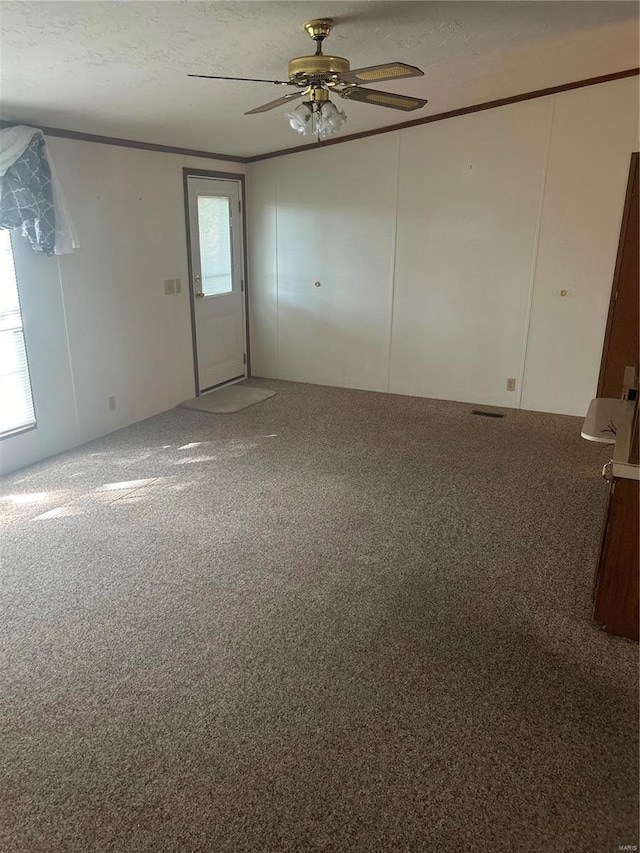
[597,153,639,398]
[593,476,639,641]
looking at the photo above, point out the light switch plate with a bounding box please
[164,279,175,295]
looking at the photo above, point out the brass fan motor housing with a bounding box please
[302,19,335,40]
[288,54,350,82]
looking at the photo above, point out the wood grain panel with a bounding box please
[593,477,639,641]
[597,153,639,398]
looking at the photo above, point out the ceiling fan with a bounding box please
[188,19,428,140]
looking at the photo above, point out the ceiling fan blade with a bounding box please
[245,91,306,115]
[338,62,424,85]
[188,74,293,86]
[337,87,427,112]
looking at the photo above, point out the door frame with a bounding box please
[183,168,251,395]
[597,151,638,397]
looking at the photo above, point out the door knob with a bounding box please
[195,291,205,299]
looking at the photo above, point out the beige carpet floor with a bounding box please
[0,379,637,853]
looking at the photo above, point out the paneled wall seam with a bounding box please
[56,256,81,440]
[517,95,557,409]
[386,133,402,393]
[274,165,280,379]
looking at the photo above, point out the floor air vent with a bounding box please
[472,410,505,418]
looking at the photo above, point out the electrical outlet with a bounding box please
[506,378,516,392]
[164,279,175,295]
[108,395,116,411]
[175,278,182,294]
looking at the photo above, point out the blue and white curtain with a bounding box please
[0,125,78,255]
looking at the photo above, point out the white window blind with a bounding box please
[0,230,36,436]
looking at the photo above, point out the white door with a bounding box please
[187,176,247,392]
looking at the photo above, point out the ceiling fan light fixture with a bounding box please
[318,100,347,135]
[191,18,427,130]
[285,102,313,134]
[285,98,347,139]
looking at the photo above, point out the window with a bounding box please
[0,230,36,437]
[197,196,233,295]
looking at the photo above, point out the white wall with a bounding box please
[1,138,245,474]
[520,81,639,413]
[246,163,278,379]
[276,133,399,392]
[390,97,552,409]
[247,76,638,416]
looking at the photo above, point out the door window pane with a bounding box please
[198,196,232,295]
[0,230,36,436]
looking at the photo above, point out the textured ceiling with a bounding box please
[1,1,638,158]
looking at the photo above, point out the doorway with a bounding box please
[185,171,248,394]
